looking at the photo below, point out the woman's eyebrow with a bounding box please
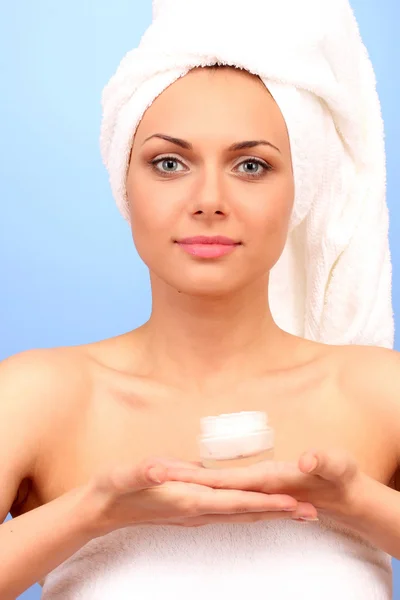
[142,133,281,154]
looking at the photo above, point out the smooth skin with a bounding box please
[1,66,400,596]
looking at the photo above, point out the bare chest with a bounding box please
[30,375,397,509]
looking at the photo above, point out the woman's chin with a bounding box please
[150,265,262,298]
[168,276,249,298]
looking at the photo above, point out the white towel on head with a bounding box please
[100,0,394,348]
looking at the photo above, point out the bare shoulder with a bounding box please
[0,329,146,437]
[331,344,400,399]
[0,346,94,453]
[0,346,93,406]
[0,330,145,444]
[326,343,400,442]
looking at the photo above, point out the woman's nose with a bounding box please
[189,168,229,221]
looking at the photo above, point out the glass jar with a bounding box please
[199,410,274,469]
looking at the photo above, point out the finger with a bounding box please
[152,457,203,468]
[173,512,298,526]
[147,457,203,471]
[107,460,167,491]
[104,457,202,493]
[298,449,358,484]
[165,460,295,493]
[159,504,318,527]
[194,489,301,515]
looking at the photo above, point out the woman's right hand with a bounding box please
[86,457,318,536]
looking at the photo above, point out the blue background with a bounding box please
[0,1,399,597]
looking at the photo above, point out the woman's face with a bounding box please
[127,66,294,296]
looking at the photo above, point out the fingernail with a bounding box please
[304,456,318,473]
[148,467,163,483]
[294,517,319,522]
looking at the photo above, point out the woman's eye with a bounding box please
[152,157,186,174]
[236,159,270,177]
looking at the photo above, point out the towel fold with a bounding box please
[100,0,394,347]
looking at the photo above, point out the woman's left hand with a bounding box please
[165,449,368,524]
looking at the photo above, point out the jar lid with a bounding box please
[200,411,268,438]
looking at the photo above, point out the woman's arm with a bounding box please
[0,352,94,600]
[0,351,100,598]
[0,487,99,599]
[344,474,400,559]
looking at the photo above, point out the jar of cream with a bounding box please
[199,410,274,469]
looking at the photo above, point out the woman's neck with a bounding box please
[138,275,296,392]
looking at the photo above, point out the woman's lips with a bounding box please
[175,236,241,258]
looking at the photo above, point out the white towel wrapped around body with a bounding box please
[100,0,394,346]
[41,520,392,599]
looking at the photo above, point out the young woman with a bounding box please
[1,3,398,600]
